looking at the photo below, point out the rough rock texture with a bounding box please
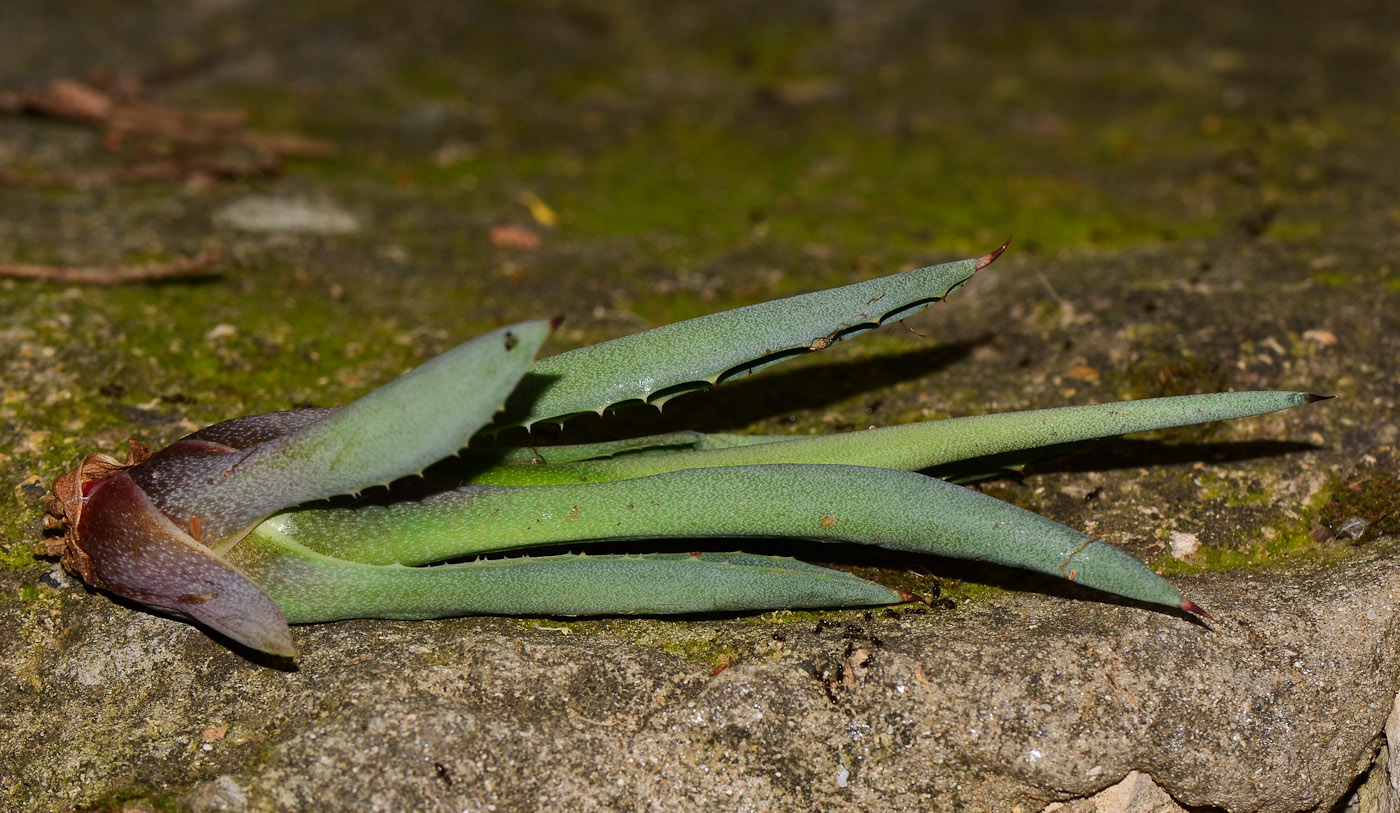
[1044,772,1188,813]
[6,547,1398,812]
[2,1,1399,811]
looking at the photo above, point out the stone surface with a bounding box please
[2,1,1399,811]
[1359,694,1400,813]
[1358,744,1393,813]
[3,545,1398,811]
[1044,771,1187,813]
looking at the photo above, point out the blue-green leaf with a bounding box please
[251,463,1188,613]
[232,530,904,623]
[497,250,1001,428]
[466,391,1319,486]
[128,321,552,550]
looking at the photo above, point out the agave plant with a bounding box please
[42,244,1326,657]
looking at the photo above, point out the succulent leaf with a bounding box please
[76,472,295,656]
[45,244,1330,659]
[229,530,904,623]
[127,321,552,550]
[464,391,1318,486]
[497,250,998,428]
[257,463,1187,612]
[468,430,787,465]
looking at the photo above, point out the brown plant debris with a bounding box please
[0,76,334,186]
[0,250,222,285]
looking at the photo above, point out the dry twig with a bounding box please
[0,76,333,186]
[0,250,222,285]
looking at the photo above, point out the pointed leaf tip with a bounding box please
[1180,598,1213,620]
[1307,393,1336,403]
[232,624,297,658]
[550,315,565,331]
[898,590,925,604]
[974,236,1012,271]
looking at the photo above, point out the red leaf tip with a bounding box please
[1307,393,1336,403]
[974,236,1012,271]
[1180,598,1213,620]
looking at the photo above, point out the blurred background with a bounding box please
[3,3,1400,810]
[3,0,1394,432]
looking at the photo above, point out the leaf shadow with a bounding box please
[95,589,301,670]
[1022,436,1322,474]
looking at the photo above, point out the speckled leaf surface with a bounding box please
[497,251,994,427]
[467,391,1321,485]
[233,535,905,624]
[126,321,551,550]
[254,463,1187,612]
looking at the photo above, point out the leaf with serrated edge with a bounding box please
[54,243,1340,657]
[496,248,1003,428]
[126,321,552,551]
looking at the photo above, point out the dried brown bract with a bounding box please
[43,440,149,584]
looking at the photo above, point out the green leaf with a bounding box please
[230,530,904,623]
[465,391,1319,486]
[467,430,786,465]
[497,251,999,428]
[250,463,1188,613]
[128,321,552,551]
